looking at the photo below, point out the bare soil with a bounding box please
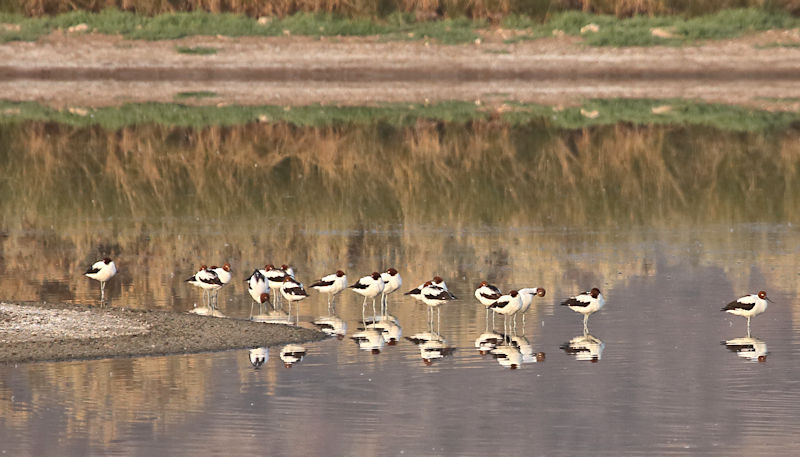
[1,29,800,109]
[0,301,326,364]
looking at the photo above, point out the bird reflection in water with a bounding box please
[351,328,385,354]
[475,331,504,355]
[248,347,268,368]
[406,331,455,366]
[722,336,768,362]
[280,344,307,367]
[560,332,605,362]
[313,314,348,340]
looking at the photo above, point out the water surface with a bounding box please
[1,116,800,455]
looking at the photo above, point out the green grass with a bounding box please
[1,99,798,132]
[1,8,799,46]
[174,91,218,99]
[175,45,218,54]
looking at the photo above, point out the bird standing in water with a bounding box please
[85,257,117,304]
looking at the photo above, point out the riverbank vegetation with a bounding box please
[1,7,799,45]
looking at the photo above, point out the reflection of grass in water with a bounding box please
[2,99,800,132]
[2,118,799,231]
[175,45,218,55]
[174,91,218,99]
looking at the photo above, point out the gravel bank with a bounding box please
[0,301,326,364]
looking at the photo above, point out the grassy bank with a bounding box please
[1,8,799,45]
[1,98,799,131]
[5,0,800,20]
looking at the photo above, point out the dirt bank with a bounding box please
[0,301,326,364]
[1,30,800,109]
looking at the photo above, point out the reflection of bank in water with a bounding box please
[722,336,768,362]
[561,333,605,362]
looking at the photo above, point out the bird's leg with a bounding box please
[485,308,489,333]
[437,307,441,334]
[372,298,377,323]
[583,314,589,336]
[522,313,526,335]
[747,317,751,338]
[100,281,105,306]
[287,300,293,324]
[492,310,496,330]
[250,301,255,319]
[362,296,368,328]
[327,295,332,315]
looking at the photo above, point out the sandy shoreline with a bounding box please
[1,31,800,109]
[0,301,326,364]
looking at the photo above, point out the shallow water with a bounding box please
[2,117,800,455]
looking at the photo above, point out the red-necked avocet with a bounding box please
[518,287,546,330]
[264,264,289,309]
[561,288,605,333]
[249,292,271,320]
[489,290,522,337]
[280,344,307,367]
[84,257,117,304]
[721,291,772,336]
[310,270,347,312]
[475,281,502,329]
[349,272,385,325]
[246,270,269,315]
[207,263,232,310]
[404,282,426,302]
[249,347,268,368]
[420,281,457,333]
[185,265,222,309]
[280,276,308,325]
[380,268,402,315]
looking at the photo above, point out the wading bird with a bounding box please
[310,270,347,312]
[84,257,117,304]
[722,291,771,336]
[561,288,605,334]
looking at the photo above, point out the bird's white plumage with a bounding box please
[85,258,117,283]
[381,269,402,295]
[247,270,268,304]
[420,283,456,308]
[310,271,348,296]
[280,278,308,303]
[474,282,502,308]
[350,273,385,299]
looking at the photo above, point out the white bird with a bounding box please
[280,344,307,367]
[349,272,385,325]
[264,264,291,309]
[310,270,347,312]
[249,292,271,320]
[561,333,604,362]
[209,263,232,309]
[431,275,449,291]
[185,265,222,309]
[475,281,502,329]
[517,287,546,330]
[489,290,522,337]
[420,281,457,333]
[722,291,771,336]
[380,267,402,316]
[561,288,605,333]
[403,282,426,302]
[84,257,117,304]
[245,269,269,313]
[280,277,309,325]
[248,347,268,368]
